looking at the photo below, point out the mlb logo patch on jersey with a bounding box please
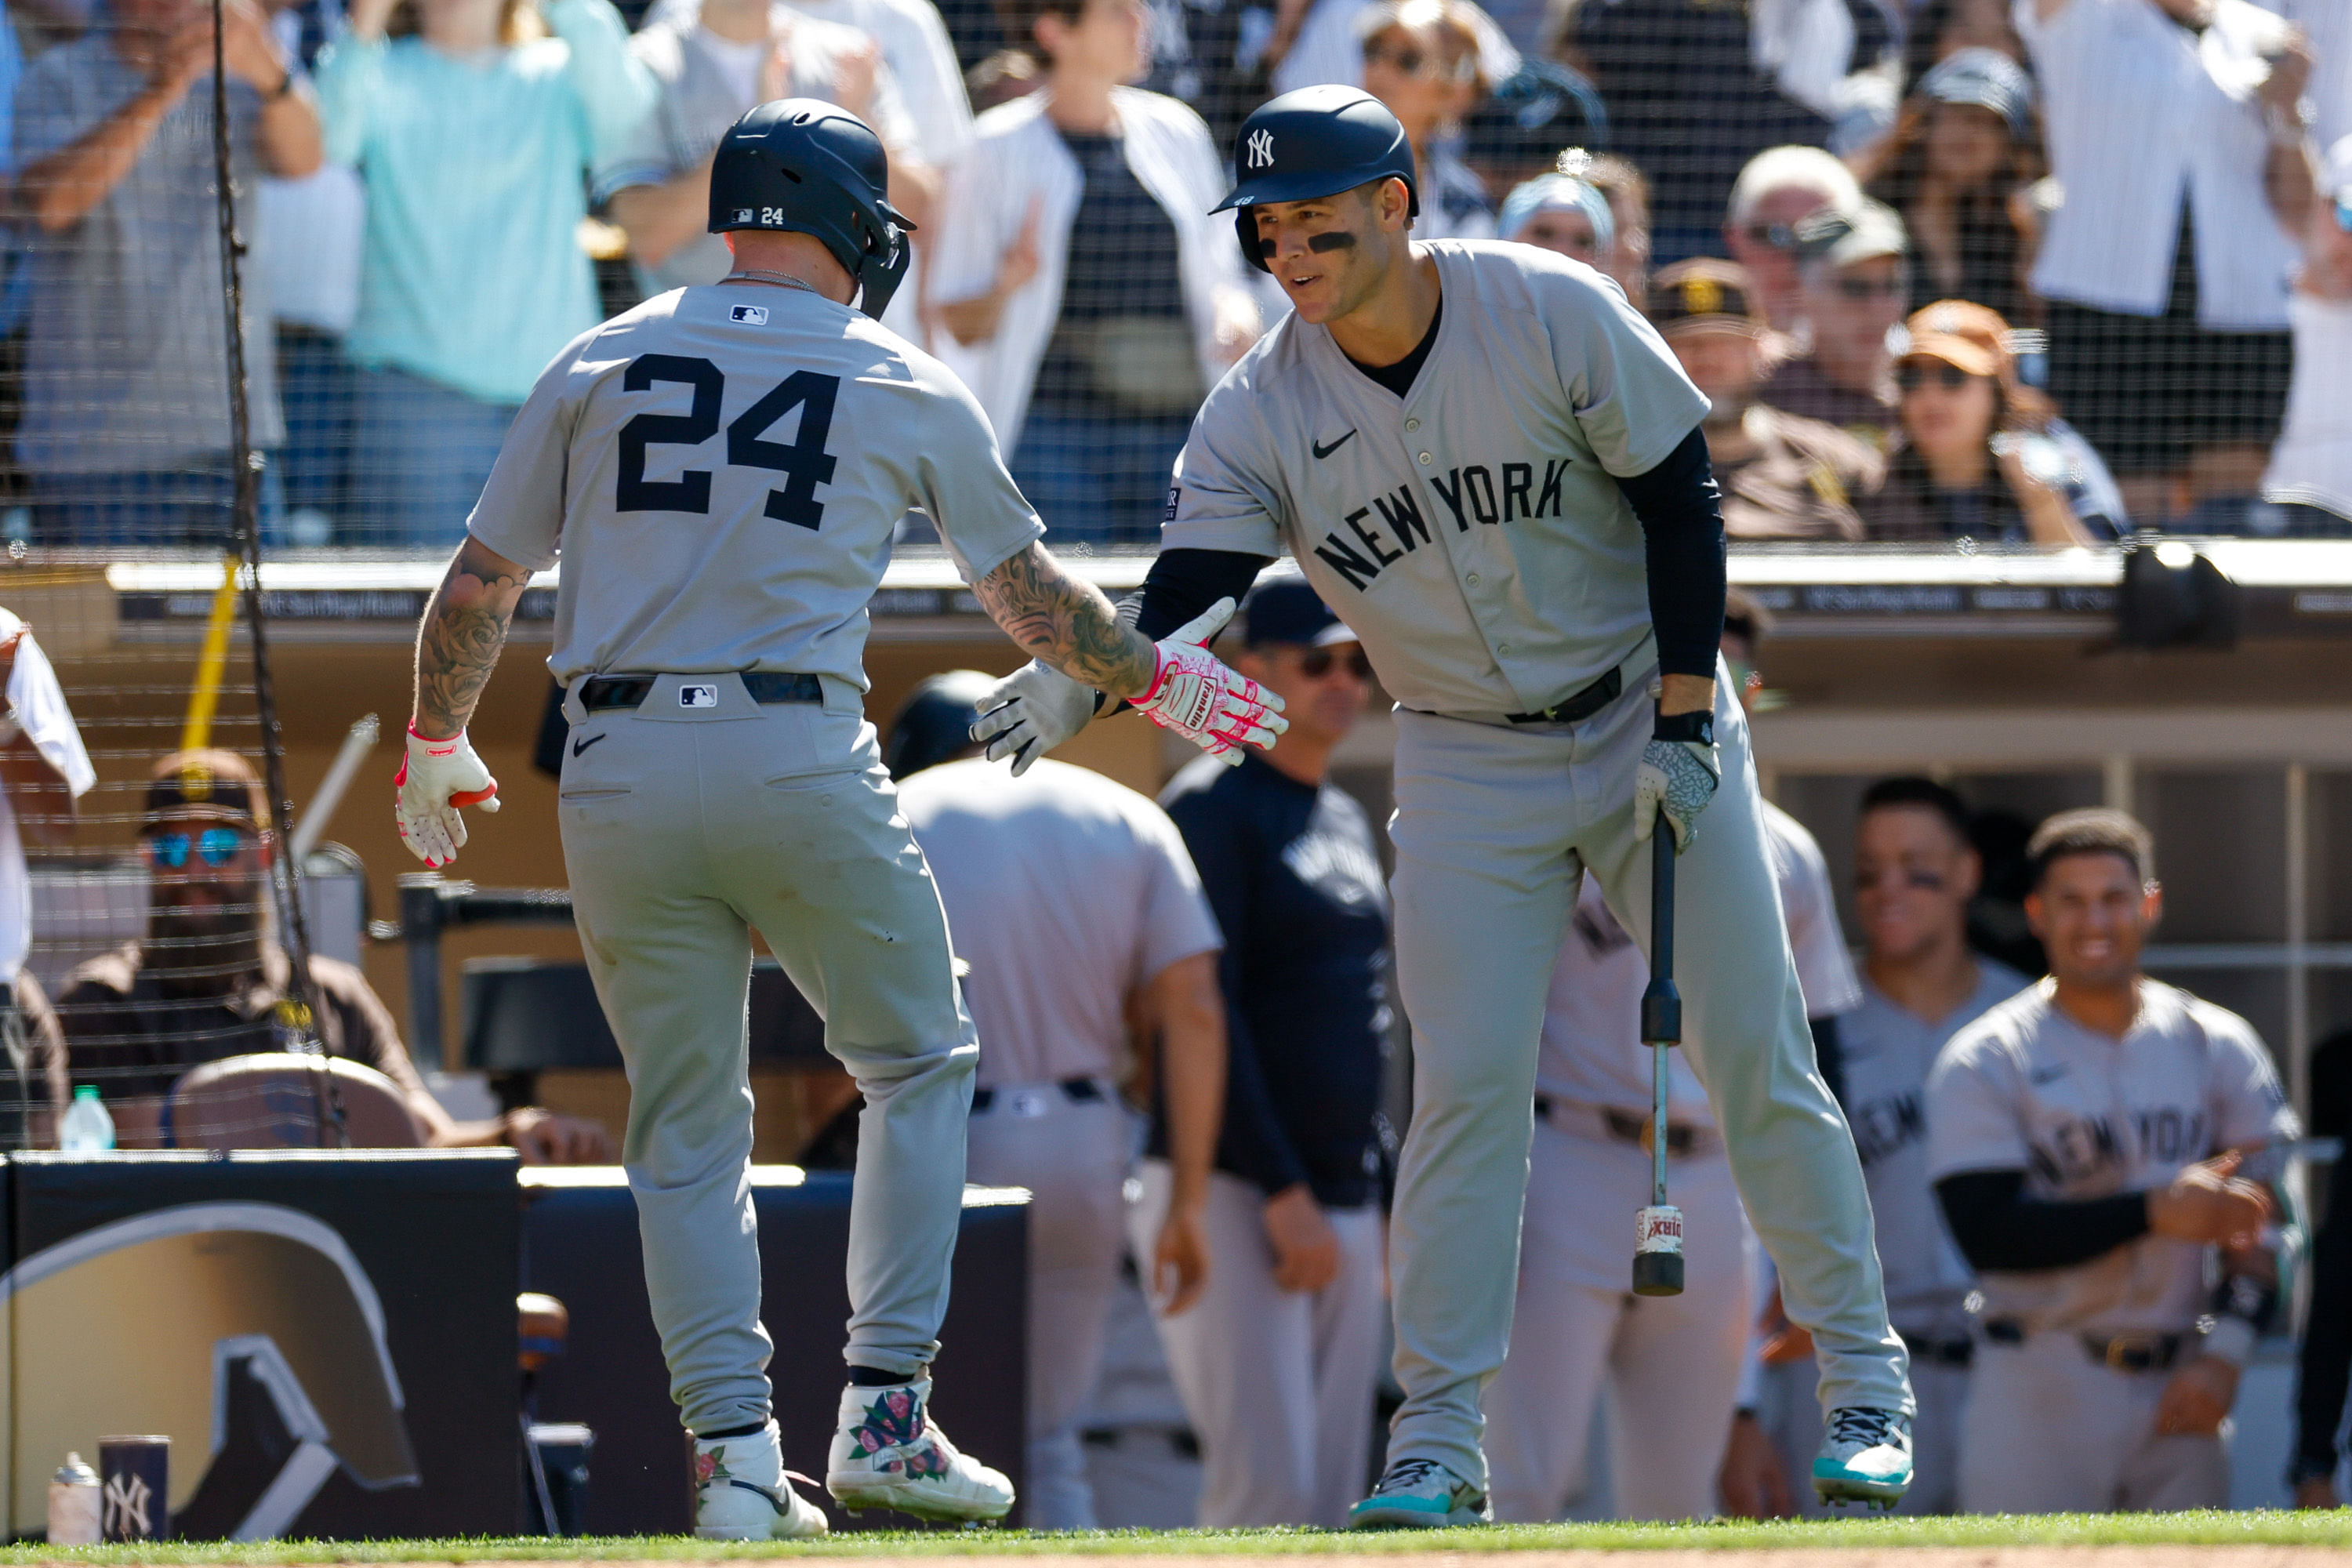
[680,684,719,709]
[730,304,769,325]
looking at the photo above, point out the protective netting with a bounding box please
[0,0,2344,1155]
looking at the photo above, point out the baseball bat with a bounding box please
[1632,823,1685,1297]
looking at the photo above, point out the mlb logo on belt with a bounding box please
[680,684,719,708]
[730,304,769,325]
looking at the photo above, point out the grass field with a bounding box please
[8,1512,2351,1563]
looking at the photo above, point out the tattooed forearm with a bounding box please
[975,543,1158,696]
[414,537,532,737]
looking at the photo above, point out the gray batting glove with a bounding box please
[970,659,1098,776]
[1632,737,1719,851]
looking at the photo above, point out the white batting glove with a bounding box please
[1632,735,1719,852]
[394,723,499,869]
[970,659,1098,776]
[1133,599,1287,767]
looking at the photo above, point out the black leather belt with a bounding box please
[577,672,823,711]
[971,1077,1106,1113]
[1981,1318,2184,1372]
[1898,1331,1975,1369]
[1507,665,1622,726]
[1533,1093,1697,1156]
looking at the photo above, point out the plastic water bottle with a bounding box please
[59,1086,114,1152]
[48,1453,99,1544]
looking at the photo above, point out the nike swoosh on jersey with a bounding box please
[1312,430,1358,459]
[571,731,608,758]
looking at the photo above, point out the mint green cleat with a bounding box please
[1813,1408,1913,1509]
[1347,1457,1490,1529]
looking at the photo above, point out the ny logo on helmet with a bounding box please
[1247,129,1274,169]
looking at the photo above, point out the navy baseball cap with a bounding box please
[1243,577,1357,648]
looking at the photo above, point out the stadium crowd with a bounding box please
[0,0,2347,543]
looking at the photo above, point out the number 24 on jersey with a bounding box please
[615,354,841,530]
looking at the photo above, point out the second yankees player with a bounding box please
[394,100,1284,1539]
[1482,594,1863,1523]
[973,85,1915,1523]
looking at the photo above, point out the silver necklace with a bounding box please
[722,268,824,296]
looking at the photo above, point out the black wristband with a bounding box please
[1653,710,1715,745]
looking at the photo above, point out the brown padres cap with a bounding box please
[1899,298,2012,381]
[1646,258,1765,338]
[145,748,270,832]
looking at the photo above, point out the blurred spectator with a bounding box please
[888,673,1226,1530]
[1646,257,1878,539]
[257,0,366,547]
[317,0,655,546]
[2259,134,2352,535]
[62,750,610,1160]
[967,42,1047,107]
[597,0,924,296]
[2020,0,2314,529]
[1459,55,1608,192]
[1497,158,1614,268]
[1839,777,2027,1514]
[1356,0,1494,239]
[1849,49,2040,325]
[1928,808,2297,1513]
[1749,0,1901,154]
[1722,144,1860,332]
[1860,299,2111,543]
[12,0,320,546]
[1581,149,1653,303]
[1896,0,2023,97]
[1565,0,1827,264]
[1145,578,1389,1527]
[931,0,1254,544]
[2278,0,2347,154]
[1757,198,1907,443]
[0,608,85,1149]
[1267,0,1510,100]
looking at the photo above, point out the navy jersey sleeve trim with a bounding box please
[1613,426,1727,681]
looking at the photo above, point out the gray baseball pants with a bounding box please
[964,1087,1132,1528]
[1128,1160,1386,1527]
[1958,1334,2227,1512]
[557,673,978,1436]
[1384,657,1911,1491]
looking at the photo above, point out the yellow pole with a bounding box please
[181,554,242,753]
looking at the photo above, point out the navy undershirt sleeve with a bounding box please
[1612,426,1728,681]
[1936,1168,2152,1272]
[1134,547,1272,642]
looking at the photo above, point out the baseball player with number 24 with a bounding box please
[391,100,1284,1540]
[980,85,1917,1523]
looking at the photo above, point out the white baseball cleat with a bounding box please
[1346,1456,1490,1529]
[1813,1406,1913,1509]
[693,1420,829,1540]
[826,1376,1015,1523]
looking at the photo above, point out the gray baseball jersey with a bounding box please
[898,757,1221,1088]
[1537,801,1860,1128]
[467,281,1043,688]
[1163,241,1709,717]
[1925,978,2298,1334]
[1841,960,2027,1336]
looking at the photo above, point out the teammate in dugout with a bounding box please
[1927,808,2299,1513]
[973,83,1916,1523]
[390,100,1286,1540]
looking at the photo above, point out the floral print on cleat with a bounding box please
[1347,1457,1490,1529]
[825,1376,1015,1523]
[693,1420,829,1541]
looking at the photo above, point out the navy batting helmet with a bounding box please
[884,670,1000,781]
[710,99,915,319]
[1213,85,1418,274]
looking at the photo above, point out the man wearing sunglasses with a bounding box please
[1757,201,1911,447]
[56,750,609,1162]
[1145,575,1393,1527]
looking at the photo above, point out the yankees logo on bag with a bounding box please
[1246,129,1274,169]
